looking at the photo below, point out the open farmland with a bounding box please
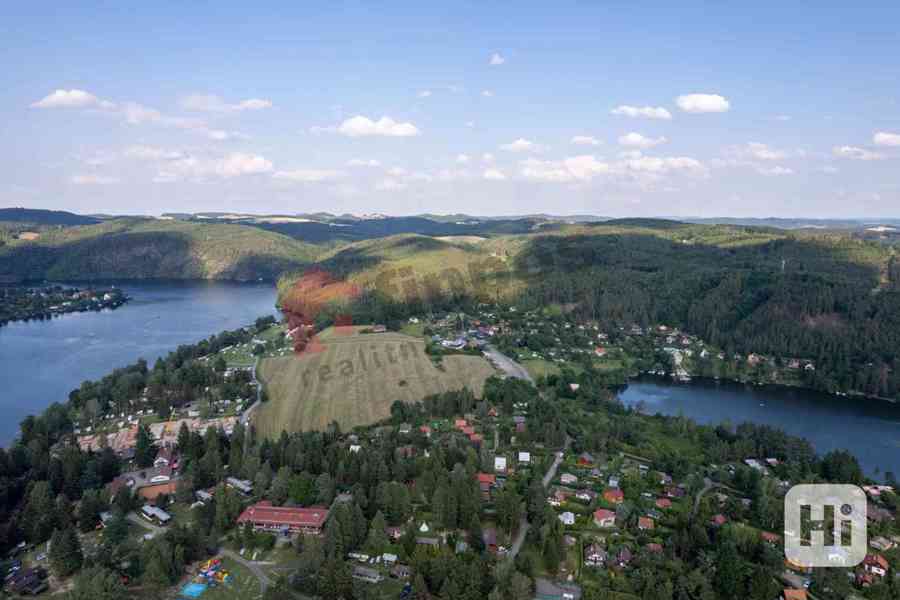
[254,327,497,436]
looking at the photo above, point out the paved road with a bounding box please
[127,512,164,535]
[507,435,572,561]
[483,344,534,383]
[240,357,263,427]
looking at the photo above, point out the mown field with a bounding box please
[254,327,497,436]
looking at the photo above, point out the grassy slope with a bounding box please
[254,327,496,436]
[0,218,322,281]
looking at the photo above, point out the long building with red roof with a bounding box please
[237,501,330,535]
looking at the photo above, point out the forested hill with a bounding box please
[0,208,100,226]
[280,221,900,400]
[0,218,321,282]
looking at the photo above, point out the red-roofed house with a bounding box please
[638,516,655,531]
[237,501,329,535]
[476,473,496,499]
[710,514,727,527]
[454,419,467,429]
[782,589,807,600]
[593,509,616,528]
[655,498,672,509]
[462,426,475,436]
[419,425,432,437]
[603,489,624,505]
[863,553,889,578]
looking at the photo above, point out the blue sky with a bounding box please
[2,2,899,217]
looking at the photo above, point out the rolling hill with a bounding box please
[0,217,321,282]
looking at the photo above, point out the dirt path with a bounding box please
[483,344,534,383]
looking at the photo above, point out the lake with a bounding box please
[0,280,277,446]
[619,378,900,477]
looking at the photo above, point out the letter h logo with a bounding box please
[785,484,866,568]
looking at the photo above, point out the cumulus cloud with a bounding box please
[874,131,900,147]
[346,158,381,167]
[417,90,432,98]
[832,146,885,161]
[757,165,794,176]
[180,94,273,112]
[31,89,114,109]
[618,132,667,149]
[456,154,471,164]
[125,145,184,160]
[162,152,274,180]
[481,90,494,97]
[483,168,506,181]
[70,174,120,185]
[337,115,420,137]
[571,135,601,146]
[121,102,163,125]
[500,138,542,153]
[375,179,408,191]
[611,105,672,120]
[213,153,273,177]
[675,93,730,113]
[489,52,506,66]
[273,169,344,183]
[741,142,801,161]
[482,153,495,163]
[521,153,705,184]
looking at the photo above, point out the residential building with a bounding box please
[638,516,655,531]
[593,509,616,528]
[559,511,576,526]
[352,566,384,583]
[603,489,624,504]
[584,544,607,566]
[236,501,329,535]
[141,505,172,526]
[226,477,253,495]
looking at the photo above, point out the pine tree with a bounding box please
[364,510,389,556]
[135,423,157,468]
[49,527,83,577]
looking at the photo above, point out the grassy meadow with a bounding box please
[254,327,497,436]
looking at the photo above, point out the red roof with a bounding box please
[603,489,624,503]
[655,498,672,509]
[454,419,467,428]
[638,516,655,530]
[865,554,889,570]
[593,508,616,522]
[711,514,727,526]
[237,501,329,530]
[476,473,496,484]
[419,425,432,433]
[462,426,475,435]
[783,590,807,600]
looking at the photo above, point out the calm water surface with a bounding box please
[0,280,277,445]
[619,378,900,477]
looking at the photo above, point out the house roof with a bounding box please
[593,508,616,521]
[237,501,329,529]
[783,589,807,600]
[603,489,624,501]
[476,473,496,485]
[865,554,889,570]
[638,516,654,529]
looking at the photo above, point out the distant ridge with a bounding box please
[0,208,100,226]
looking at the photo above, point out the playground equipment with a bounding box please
[179,558,233,597]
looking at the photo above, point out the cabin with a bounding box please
[584,544,607,567]
[225,477,253,496]
[352,566,384,583]
[638,516,655,531]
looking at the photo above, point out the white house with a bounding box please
[494,456,508,473]
[560,473,578,485]
[558,512,575,526]
[518,452,531,464]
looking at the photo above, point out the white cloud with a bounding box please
[180,94,273,112]
[386,167,408,177]
[31,89,113,109]
[520,152,706,185]
[121,102,163,125]
[70,174,119,185]
[489,52,506,66]
[456,154,471,164]
[611,105,672,120]
[675,93,730,113]
[346,158,381,167]
[621,155,705,175]
[273,169,344,183]
[874,131,900,147]
[744,142,791,161]
[417,90,432,98]
[375,179,408,191]
[214,153,273,177]
[465,121,476,128]
[618,132,667,149]
[481,90,494,97]
[483,168,507,181]
[819,166,839,174]
[482,153,495,163]
[774,115,792,121]
[571,135,601,146]
[757,165,794,176]
[501,138,542,153]
[125,145,184,161]
[832,146,885,161]
[337,115,420,137]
